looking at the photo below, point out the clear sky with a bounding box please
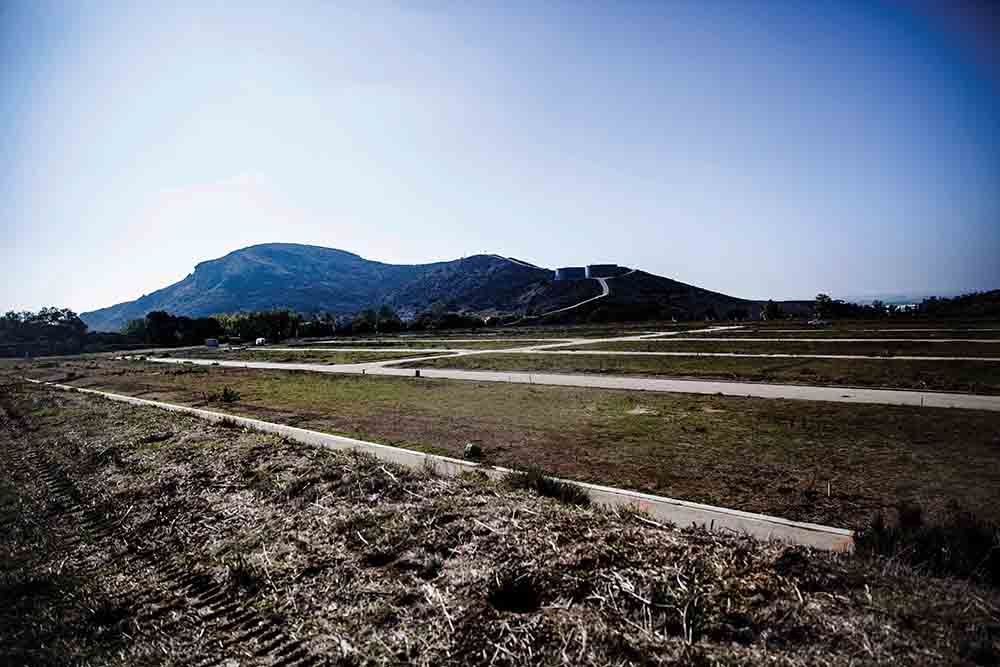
[2,1,998,313]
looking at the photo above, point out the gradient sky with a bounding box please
[2,1,998,313]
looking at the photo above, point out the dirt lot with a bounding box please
[8,359,1000,527]
[396,352,1000,395]
[2,380,999,665]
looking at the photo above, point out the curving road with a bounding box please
[148,355,1000,412]
[147,325,1000,411]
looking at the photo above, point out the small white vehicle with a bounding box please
[255,337,267,345]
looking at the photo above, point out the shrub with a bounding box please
[504,466,590,507]
[855,501,1000,587]
[205,386,241,403]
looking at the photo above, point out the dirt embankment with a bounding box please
[1,381,998,665]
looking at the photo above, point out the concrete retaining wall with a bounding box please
[24,378,854,552]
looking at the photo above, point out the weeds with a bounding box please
[855,501,1000,587]
[504,466,590,506]
[204,386,241,403]
[223,553,266,595]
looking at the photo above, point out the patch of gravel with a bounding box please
[1,380,998,665]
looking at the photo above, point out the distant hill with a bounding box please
[80,243,765,331]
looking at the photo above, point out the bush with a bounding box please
[504,466,590,507]
[205,386,241,403]
[855,501,1000,587]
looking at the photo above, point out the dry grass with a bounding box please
[8,360,1000,528]
[2,381,998,665]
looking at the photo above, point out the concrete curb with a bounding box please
[24,378,854,552]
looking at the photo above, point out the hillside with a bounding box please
[82,244,550,332]
[80,243,760,331]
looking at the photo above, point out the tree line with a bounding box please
[120,304,488,345]
[812,290,1000,320]
[1,307,142,357]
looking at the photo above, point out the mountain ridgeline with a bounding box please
[80,243,767,332]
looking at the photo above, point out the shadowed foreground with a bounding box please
[1,381,997,665]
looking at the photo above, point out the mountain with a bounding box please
[80,243,762,331]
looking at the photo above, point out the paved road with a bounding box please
[258,346,999,362]
[292,337,577,344]
[742,328,1000,333]
[628,337,1000,343]
[260,347,465,353]
[495,350,1000,362]
[150,355,1000,411]
[147,324,1000,411]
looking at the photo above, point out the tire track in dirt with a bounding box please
[3,407,320,667]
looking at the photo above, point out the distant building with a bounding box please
[585,264,620,278]
[554,266,587,281]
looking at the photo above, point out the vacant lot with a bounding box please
[4,382,996,665]
[11,359,1000,527]
[397,352,1000,395]
[564,339,1000,357]
[164,349,442,364]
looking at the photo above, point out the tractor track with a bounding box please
[0,389,322,667]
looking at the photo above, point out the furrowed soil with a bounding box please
[399,353,1000,395]
[563,340,1000,357]
[8,360,1000,527]
[2,380,999,665]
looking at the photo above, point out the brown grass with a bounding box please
[2,382,998,665]
[9,359,1000,527]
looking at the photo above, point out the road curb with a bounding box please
[25,378,854,552]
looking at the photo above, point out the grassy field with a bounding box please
[163,349,442,364]
[11,359,1000,527]
[564,339,1000,357]
[395,352,1000,394]
[4,382,995,665]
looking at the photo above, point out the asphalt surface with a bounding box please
[150,355,1000,411]
[147,325,1000,411]
[259,347,1000,362]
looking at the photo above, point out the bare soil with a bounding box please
[2,380,998,665]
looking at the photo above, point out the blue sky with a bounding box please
[2,1,998,313]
